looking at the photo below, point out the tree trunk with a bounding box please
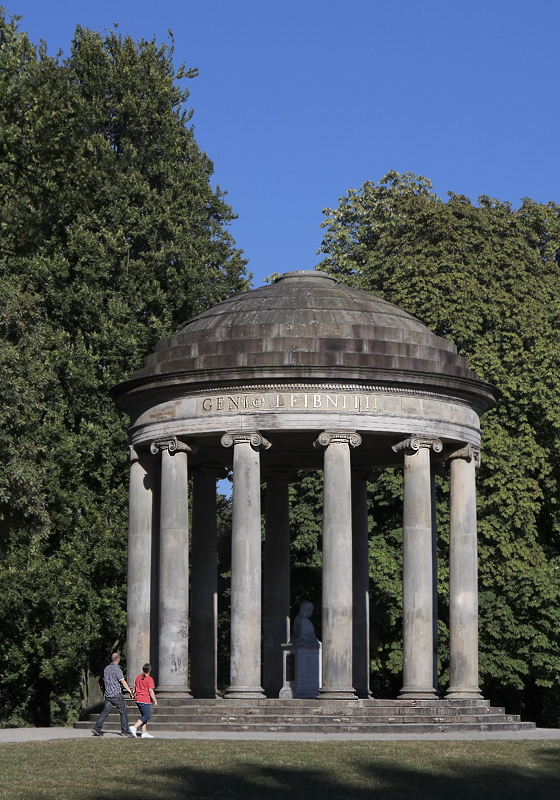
[31,677,52,727]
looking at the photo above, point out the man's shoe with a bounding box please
[92,730,103,736]
[140,733,154,738]
[119,732,135,737]
[129,726,138,737]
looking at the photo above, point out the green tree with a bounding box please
[314,171,560,722]
[0,10,248,725]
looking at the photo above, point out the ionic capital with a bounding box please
[447,444,481,467]
[351,468,375,482]
[221,431,272,451]
[149,437,199,456]
[264,467,295,482]
[129,444,157,464]
[313,430,362,450]
[392,436,443,456]
[192,463,229,480]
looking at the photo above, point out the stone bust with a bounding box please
[292,600,319,644]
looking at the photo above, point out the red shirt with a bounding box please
[135,674,155,704]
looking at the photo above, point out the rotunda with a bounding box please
[112,270,498,701]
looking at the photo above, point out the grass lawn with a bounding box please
[0,739,559,799]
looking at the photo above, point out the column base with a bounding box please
[156,685,193,699]
[445,687,483,699]
[225,685,266,699]
[317,685,358,700]
[399,686,438,699]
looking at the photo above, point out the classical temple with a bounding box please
[111,269,499,704]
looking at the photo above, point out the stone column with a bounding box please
[430,466,441,693]
[221,431,271,699]
[190,467,224,699]
[126,445,156,684]
[263,470,292,697]
[150,437,197,698]
[392,436,442,699]
[314,430,362,700]
[351,471,372,698]
[446,444,482,698]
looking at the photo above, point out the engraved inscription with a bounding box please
[200,392,378,413]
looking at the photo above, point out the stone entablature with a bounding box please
[127,384,482,449]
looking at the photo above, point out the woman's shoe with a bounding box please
[140,732,154,738]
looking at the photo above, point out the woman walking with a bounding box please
[129,663,158,738]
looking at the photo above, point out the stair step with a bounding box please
[75,719,535,734]
[141,698,492,708]
[117,704,512,719]
[110,712,518,724]
[75,698,534,734]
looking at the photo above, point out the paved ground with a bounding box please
[1,726,560,744]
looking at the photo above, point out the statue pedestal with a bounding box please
[279,641,322,699]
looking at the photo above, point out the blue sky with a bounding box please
[9,0,560,287]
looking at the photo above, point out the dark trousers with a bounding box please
[93,693,129,734]
[136,702,152,724]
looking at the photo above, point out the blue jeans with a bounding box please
[93,693,130,734]
[136,702,152,724]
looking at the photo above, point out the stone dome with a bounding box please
[114,270,497,412]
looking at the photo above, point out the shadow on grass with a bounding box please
[22,744,560,800]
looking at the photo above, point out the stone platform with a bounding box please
[76,698,535,735]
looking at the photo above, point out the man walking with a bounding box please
[93,652,135,737]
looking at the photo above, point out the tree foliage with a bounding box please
[313,171,560,721]
[0,10,248,725]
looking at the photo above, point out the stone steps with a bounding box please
[120,705,505,718]
[113,713,519,725]
[76,698,535,734]
[154,698,493,707]
[76,719,534,734]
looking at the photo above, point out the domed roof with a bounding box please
[113,270,497,410]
